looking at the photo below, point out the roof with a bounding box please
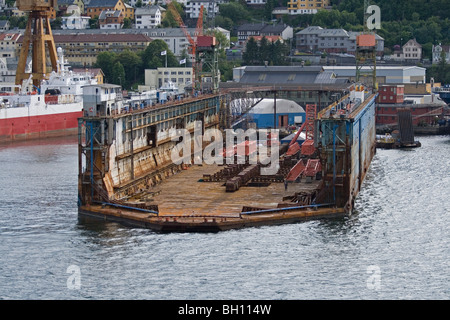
[135,5,164,15]
[72,68,105,76]
[86,0,121,8]
[57,0,78,5]
[348,31,384,41]
[318,28,348,38]
[238,23,290,33]
[249,99,305,115]
[0,20,10,28]
[296,26,323,35]
[248,35,282,42]
[357,34,376,47]
[18,33,152,43]
[403,38,422,48]
[0,33,21,41]
[239,66,329,85]
[99,10,123,19]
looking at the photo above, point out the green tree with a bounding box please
[116,49,143,88]
[94,52,117,83]
[111,61,126,87]
[123,17,132,29]
[218,2,251,24]
[141,39,177,69]
[243,37,259,65]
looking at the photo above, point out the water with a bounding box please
[0,135,449,300]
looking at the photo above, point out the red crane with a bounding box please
[166,1,204,86]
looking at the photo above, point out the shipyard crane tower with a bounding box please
[167,1,219,92]
[15,0,58,89]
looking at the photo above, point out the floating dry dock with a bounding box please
[78,84,377,232]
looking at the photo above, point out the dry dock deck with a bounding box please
[79,164,346,232]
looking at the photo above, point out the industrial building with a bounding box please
[247,98,305,129]
[322,66,426,86]
[227,65,351,110]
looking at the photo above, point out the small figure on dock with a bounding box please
[284,179,288,190]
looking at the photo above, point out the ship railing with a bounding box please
[111,92,218,116]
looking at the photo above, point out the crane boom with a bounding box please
[166,1,204,88]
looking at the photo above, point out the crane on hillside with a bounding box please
[166,1,204,88]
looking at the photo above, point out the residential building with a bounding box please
[85,0,134,20]
[432,44,450,64]
[0,33,21,58]
[141,67,193,91]
[402,39,422,61]
[186,0,224,19]
[272,7,289,19]
[295,26,384,56]
[386,39,422,62]
[61,5,90,30]
[135,5,164,29]
[57,0,85,15]
[237,23,293,46]
[0,20,9,31]
[247,35,283,45]
[129,0,152,6]
[246,0,266,5]
[287,0,330,15]
[17,31,152,67]
[145,27,196,57]
[73,68,105,84]
[99,10,124,29]
[0,57,16,87]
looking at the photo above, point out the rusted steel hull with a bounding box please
[79,205,346,233]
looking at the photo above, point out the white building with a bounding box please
[402,39,422,61]
[0,33,21,59]
[246,0,266,4]
[61,5,90,30]
[432,44,450,64]
[145,28,196,57]
[386,39,422,62]
[186,0,225,19]
[129,0,152,6]
[141,67,193,92]
[135,5,164,29]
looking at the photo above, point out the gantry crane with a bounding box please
[15,0,58,89]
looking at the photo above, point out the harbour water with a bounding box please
[0,135,449,300]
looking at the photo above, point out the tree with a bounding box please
[94,52,117,83]
[123,18,132,29]
[243,37,259,65]
[111,61,126,87]
[116,49,143,88]
[141,39,178,69]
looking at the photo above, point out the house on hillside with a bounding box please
[287,0,330,15]
[57,0,85,15]
[237,23,293,46]
[135,5,165,29]
[61,5,90,30]
[99,9,124,29]
[85,0,134,20]
[432,44,450,64]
